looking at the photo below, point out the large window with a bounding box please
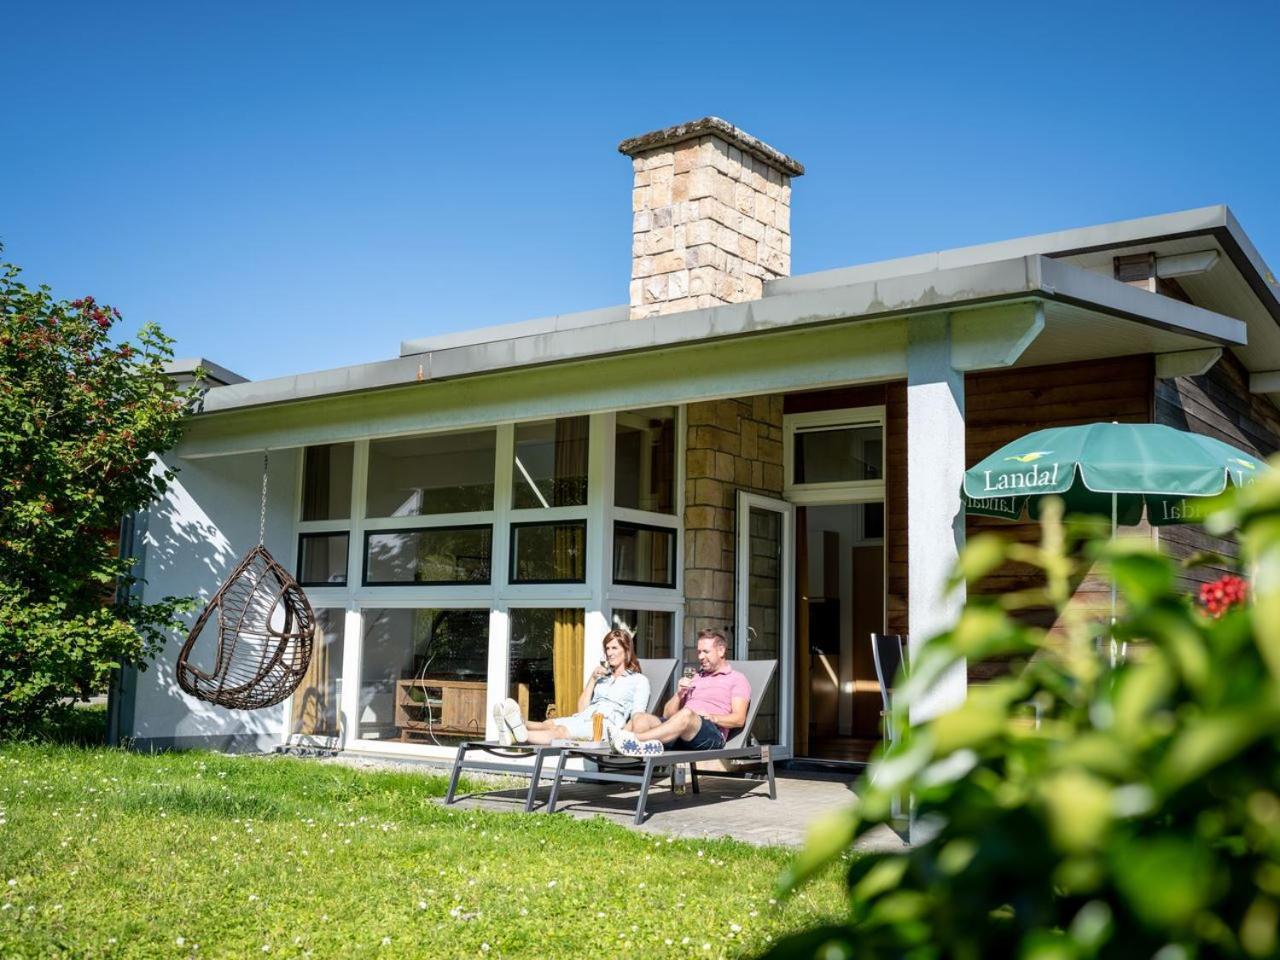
[357,607,489,745]
[615,407,676,514]
[512,417,589,509]
[509,608,585,724]
[367,429,496,517]
[291,408,684,757]
[364,527,492,586]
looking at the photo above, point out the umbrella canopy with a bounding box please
[963,422,1264,525]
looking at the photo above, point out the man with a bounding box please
[605,629,750,756]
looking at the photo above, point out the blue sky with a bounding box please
[3,2,1277,381]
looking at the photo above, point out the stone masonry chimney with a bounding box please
[619,117,804,319]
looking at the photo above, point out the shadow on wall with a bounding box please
[128,450,301,749]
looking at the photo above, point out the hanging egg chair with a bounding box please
[175,454,315,711]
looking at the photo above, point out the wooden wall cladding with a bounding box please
[884,355,1155,674]
[1156,350,1280,590]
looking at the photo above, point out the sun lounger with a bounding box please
[543,659,789,825]
[443,658,677,812]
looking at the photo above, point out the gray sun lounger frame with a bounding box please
[544,659,790,825]
[443,658,677,812]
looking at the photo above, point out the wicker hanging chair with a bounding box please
[175,455,315,711]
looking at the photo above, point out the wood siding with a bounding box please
[1156,351,1280,590]
[963,356,1154,678]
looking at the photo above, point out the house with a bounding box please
[109,117,1280,765]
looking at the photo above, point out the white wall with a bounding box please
[129,449,300,748]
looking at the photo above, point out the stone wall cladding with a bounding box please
[682,395,784,659]
[626,136,795,319]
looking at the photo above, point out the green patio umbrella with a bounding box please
[962,421,1266,662]
[963,422,1264,527]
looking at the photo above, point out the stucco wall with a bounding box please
[124,449,301,751]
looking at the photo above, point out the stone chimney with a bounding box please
[620,117,804,319]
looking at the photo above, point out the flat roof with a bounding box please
[196,251,1246,415]
[392,205,1278,359]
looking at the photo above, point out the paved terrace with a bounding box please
[322,751,907,853]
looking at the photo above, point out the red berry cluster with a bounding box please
[69,295,118,330]
[1199,574,1248,618]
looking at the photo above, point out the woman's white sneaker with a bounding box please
[493,702,513,746]
[500,698,529,743]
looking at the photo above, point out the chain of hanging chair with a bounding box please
[175,452,316,711]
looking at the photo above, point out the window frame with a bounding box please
[611,519,678,589]
[295,531,352,588]
[281,406,686,763]
[507,518,589,586]
[360,523,495,588]
[783,406,887,505]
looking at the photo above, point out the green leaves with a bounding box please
[0,259,192,734]
[769,455,1280,959]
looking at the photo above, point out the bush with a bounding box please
[0,259,191,735]
[766,482,1280,959]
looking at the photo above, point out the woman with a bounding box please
[494,628,650,745]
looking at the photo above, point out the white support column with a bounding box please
[339,605,363,747]
[485,607,510,742]
[906,313,967,723]
[584,413,614,677]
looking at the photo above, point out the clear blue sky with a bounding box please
[3,2,1277,381]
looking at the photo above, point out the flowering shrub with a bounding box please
[0,257,191,735]
[1200,573,1248,618]
[765,480,1280,959]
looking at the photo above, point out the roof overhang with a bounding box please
[194,253,1243,419]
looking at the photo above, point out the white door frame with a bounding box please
[735,491,795,749]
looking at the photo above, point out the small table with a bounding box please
[395,678,486,742]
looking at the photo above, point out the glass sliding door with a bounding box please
[735,492,793,747]
[357,607,490,746]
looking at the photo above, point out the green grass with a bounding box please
[0,742,847,959]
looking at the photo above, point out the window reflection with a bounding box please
[364,527,492,585]
[367,430,496,517]
[358,608,489,745]
[512,417,589,509]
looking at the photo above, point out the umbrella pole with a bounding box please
[1110,491,1119,668]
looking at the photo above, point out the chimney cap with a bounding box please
[618,116,804,177]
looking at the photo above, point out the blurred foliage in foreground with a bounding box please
[764,472,1280,959]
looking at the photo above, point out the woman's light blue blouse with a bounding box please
[588,670,651,724]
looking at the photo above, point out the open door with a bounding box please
[735,491,794,748]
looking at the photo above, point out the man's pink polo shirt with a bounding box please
[683,664,752,736]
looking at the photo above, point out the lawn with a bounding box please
[0,730,847,959]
